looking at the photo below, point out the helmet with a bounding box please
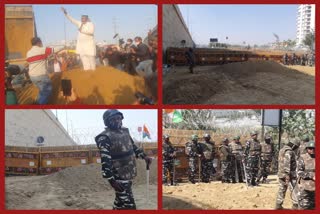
[306,141,315,148]
[191,134,199,141]
[222,138,229,143]
[233,136,240,140]
[250,131,258,136]
[103,109,124,126]
[203,133,211,139]
[163,135,170,139]
[264,134,271,139]
[302,135,310,142]
[290,139,300,147]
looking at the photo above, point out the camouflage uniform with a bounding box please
[258,137,274,183]
[162,139,176,185]
[275,143,298,209]
[95,110,149,210]
[185,138,201,183]
[296,136,309,160]
[219,140,232,183]
[199,140,215,183]
[229,139,244,183]
[296,142,315,210]
[244,137,261,186]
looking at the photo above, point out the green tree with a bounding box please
[303,30,315,50]
[281,110,315,139]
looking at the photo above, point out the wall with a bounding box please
[5,110,77,147]
[5,143,158,175]
[5,5,36,60]
[162,5,194,53]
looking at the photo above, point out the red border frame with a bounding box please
[1,0,319,213]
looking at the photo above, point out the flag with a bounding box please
[143,125,151,139]
[165,109,183,123]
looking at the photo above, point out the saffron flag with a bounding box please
[143,125,151,139]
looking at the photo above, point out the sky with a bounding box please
[178,4,299,46]
[16,4,157,45]
[51,109,158,145]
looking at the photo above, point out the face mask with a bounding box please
[107,115,122,130]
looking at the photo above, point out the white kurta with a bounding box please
[66,14,96,56]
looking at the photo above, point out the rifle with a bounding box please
[234,155,239,183]
[242,159,249,188]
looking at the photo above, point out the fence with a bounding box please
[5,143,158,176]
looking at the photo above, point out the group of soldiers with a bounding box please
[162,132,315,210]
[282,52,315,66]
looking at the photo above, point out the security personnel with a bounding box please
[162,135,176,185]
[95,109,152,210]
[275,140,300,210]
[296,135,310,160]
[185,134,201,184]
[219,138,232,183]
[229,136,244,183]
[258,134,274,183]
[297,141,315,210]
[244,131,261,186]
[198,133,215,183]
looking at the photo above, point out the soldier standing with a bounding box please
[162,135,176,186]
[95,109,152,210]
[244,131,261,186]
[185,134,201,184]
[258,134,274,183]
[185,48,195,74]
[198,133,215,183]
[297,141,315,210]
[229,136,244,183]
[219,138,232,183]
[296,135,310,160]
[275,140,300,210]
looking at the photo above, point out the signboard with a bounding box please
[262,110,281,126]
[210,38,218,43]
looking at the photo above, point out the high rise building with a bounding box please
[296,4,315,47]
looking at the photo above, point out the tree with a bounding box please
[303,30,315,51]
[281,110,315,139]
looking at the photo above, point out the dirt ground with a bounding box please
[6,160,157,210]
[163,60,315,104]
[163,174,292,210]
[15,66,157,105]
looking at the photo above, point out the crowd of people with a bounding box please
[162,132,315,210]
[282,52,315,66]
[22,7,157,105]
[98,35,157,77]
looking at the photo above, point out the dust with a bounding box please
[15,66,157,105]
[6,160,157,210]
[163,60,314,104]
[163,174,292,210]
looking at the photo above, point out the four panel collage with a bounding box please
[3,2,317,212]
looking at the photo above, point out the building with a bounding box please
[5,5,37,60]
[296,4,315,47]
[5,110,77,147]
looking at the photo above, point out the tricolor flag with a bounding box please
[143,125,151,139]
[164,109,183,123]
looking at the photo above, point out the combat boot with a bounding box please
[261,178,267,184]
[275,203,283,210]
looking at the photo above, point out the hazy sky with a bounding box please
[178,4,298,46]
[20,4,157,45]
[51,109,158,145]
